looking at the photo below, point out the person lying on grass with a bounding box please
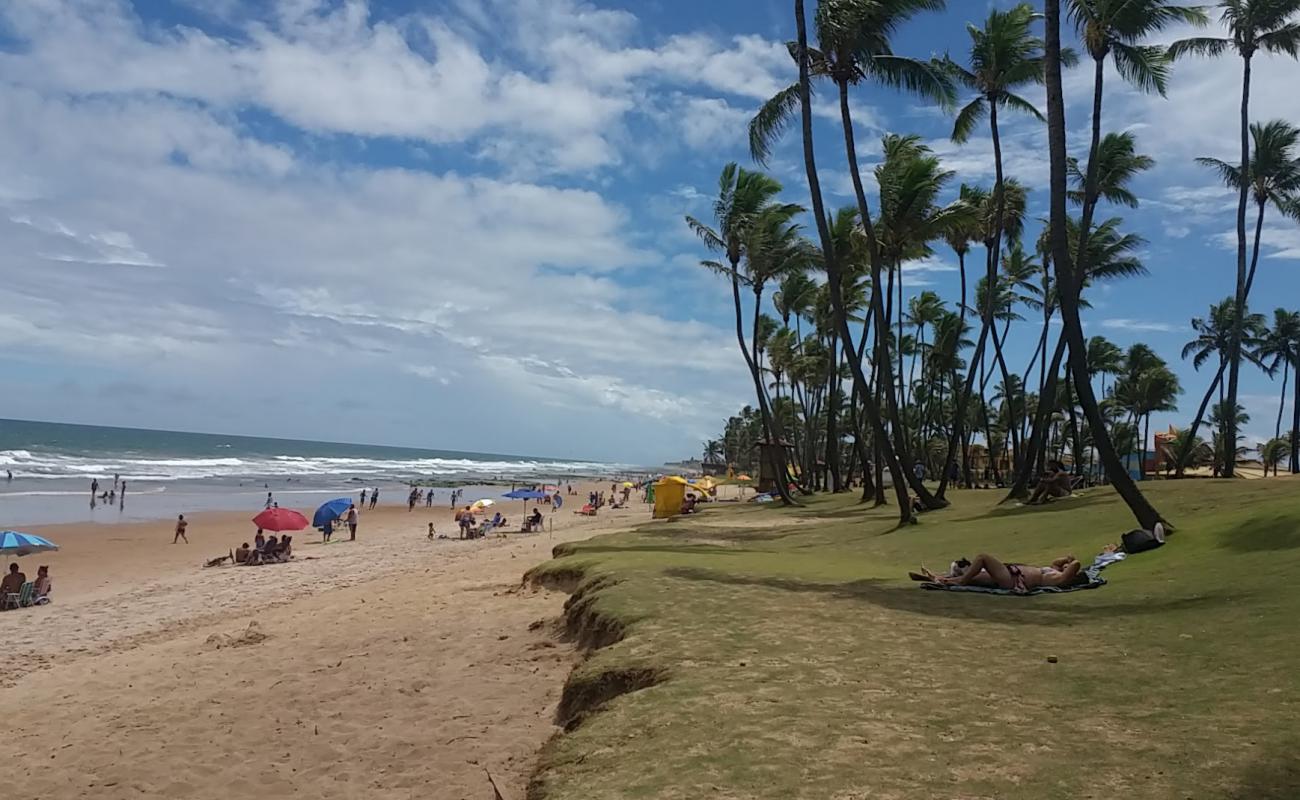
[916,553,1085,593]
[1027,460,1073,505]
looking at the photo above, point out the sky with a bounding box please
[1,0,1297,464]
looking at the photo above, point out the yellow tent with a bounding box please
[653,476,701,519]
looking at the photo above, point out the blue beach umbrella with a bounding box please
[503,489,547,500]
[312,498,354,529]
[0,531,59,556]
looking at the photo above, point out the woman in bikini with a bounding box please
[925,553,1084,592]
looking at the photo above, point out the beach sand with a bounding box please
[0,481,647,799]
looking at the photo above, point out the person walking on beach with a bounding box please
[322,517,334,543]
[114,473,120,492]
[426,490,434,508]
[91,478,99,496]
[369,487,379,510]
[173,514,189,544]
[119,481,126,509]
[265,492,274,509]
[361,488,368,508]
[347,504,358,541]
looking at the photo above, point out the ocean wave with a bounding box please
[0,486,167,497]
[0,447,623,482]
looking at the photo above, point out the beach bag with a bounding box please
[1122,527,1164,554]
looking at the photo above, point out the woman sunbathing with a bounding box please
[922,553,1084,593]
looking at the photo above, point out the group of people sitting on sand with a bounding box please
[234,531,294,565]
[1,563,52,609]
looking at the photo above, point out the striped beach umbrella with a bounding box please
[0,531,60,556]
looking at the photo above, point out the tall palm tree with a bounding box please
[936,3,1057,498]
[686,164,802,505]
[1256,308,1300,439]
[1170,0,1300,476]
[1197,119,1300,296]
[1044,0,1167,528]
[1175,299,1268,474]
[786,0,921,521]
[775,0,957,521]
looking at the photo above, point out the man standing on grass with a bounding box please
[173,514,189,544]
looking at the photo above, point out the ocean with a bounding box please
[0,419,627,526]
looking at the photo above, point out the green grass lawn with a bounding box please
[526,479,1300,800]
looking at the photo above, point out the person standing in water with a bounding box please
[265,492,274,509]
[173,514,189,544]
[119,481,126,509]
[361,488,368,508]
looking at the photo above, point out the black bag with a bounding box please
[1122,528,1164,554]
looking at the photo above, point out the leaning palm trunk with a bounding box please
[834,80,943,509]
[1174,359,1228,477]
[730,270,798,506]
[1043,0,1165,529]
[1277,359,1290,441]
[1291,363,1299,473]
[793,0,914,522]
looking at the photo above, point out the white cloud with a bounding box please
[1100,318,1183,333]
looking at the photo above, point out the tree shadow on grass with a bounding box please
[664,567,1243,627]
[562,543,752,558]
[1219,513,1300,553]
[1221,750,1300,799]
[983,491,1114,518]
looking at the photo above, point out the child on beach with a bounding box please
[173,514,189,544]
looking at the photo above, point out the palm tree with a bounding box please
[1260,435,1291,475]
[1087,335,1125,400]
[1044,0,1167,528]
[1175,299,1268,474]
[778,0,957,522]
[1170,0,1300,477]
[936,3,1056,498]
[1113,358,1182,479]
[1256,309,1300,440]
[1197,120,1300,297]
[686,164,802,505]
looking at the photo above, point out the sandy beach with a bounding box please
[0,481,648,799]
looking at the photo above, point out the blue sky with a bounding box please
[0,0,1297,463]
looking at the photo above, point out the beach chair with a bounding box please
[2,581,34,610]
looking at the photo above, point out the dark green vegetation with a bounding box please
[692,0,1300,531]
[527,480,1300,799]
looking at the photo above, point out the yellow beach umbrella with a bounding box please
[470,499,495,511]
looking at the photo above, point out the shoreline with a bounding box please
[0,479,650,799]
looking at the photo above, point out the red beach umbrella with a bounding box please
[252,507,310,532]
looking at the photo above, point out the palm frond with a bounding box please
[951,97,987,143]
[748,83,803,166]
[1259,23,1300,58]
[870,54,958,109]
[1195,156,1243,189]
[1111,42,1172,95]
[1167,36,1231,59]
[1000,91,1046,123]
[685,216,725,252]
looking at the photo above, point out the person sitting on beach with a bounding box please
[490,512,507,529]
[276,535,293,561]
[32,566,52,604]
[254,530,266,552]
[1,563,26,597]
[680,494,698,514]
[925,553,1084,593]
[1028,460,1073,505]
[235,543,252,564]
[264,535,279,557]
[525,507,544,531]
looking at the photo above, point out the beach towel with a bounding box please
[919,552,1124,596]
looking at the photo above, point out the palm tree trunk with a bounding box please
[989,318,1022,471]
[825,334,842,492]
[1005,332,1067,499]
[794,2,914,522]
[1175,360,1228,476]
[833,78,940,510]
[941,101,1007,501]
[1224,54,1254,479]
[937,248,971,497]
[1277,359,1290,441]
[730,266,797,506]
[1244,199,1267,298]
[1065,367,1082,473]
[1291,356,1299,473]
[1044,0,1165,529]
